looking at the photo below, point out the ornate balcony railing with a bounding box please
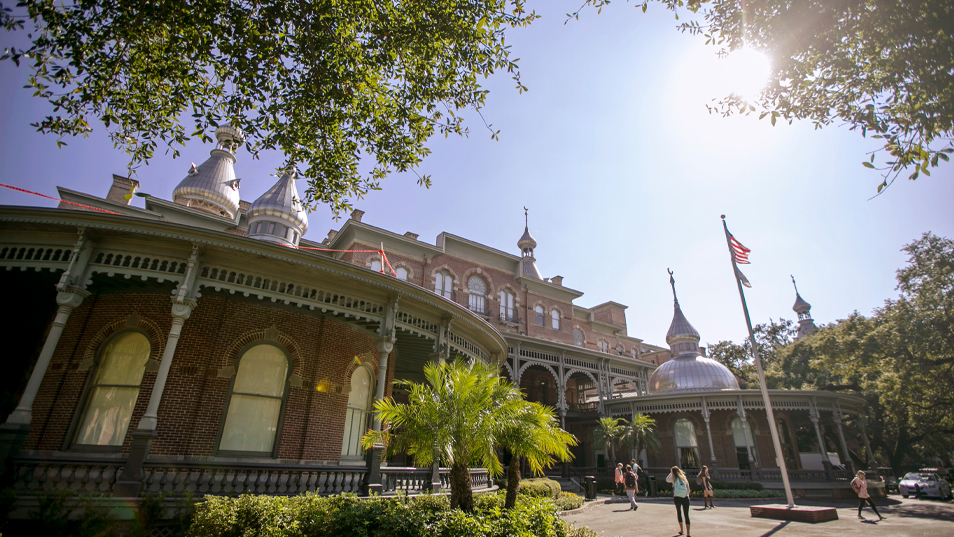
[8,453,492,498]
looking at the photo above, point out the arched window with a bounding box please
[598,340,610,353]
[534,305,545,326]
[673,418,700,469]
[631,348,638,360]
[467,275,487,314]
[499,289,515,322]
[74,331,151,447]
[341,366,373,459]
[731,417,760,470]
[551,309,560,330]
[573,329,584,347]
[219,343,289,455]
[616,345,624,355]
[370,259,382,273]
[395,267,408,281]
[434,271,453,299]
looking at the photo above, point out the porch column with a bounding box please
[859,417,880,471]
[371,337,394,432]
[832,404,854,473]
[701,397,718,478]
[809,399,834,480]
[5,288,89,426]
[114,300,195,497]
[364,336,394,496]
[737,397,756,479]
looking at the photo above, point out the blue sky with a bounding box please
[1,1,952,350]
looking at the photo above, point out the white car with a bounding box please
[898,472,953,500]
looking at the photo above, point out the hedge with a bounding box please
[517,478,562,499]
[188,493,588,537]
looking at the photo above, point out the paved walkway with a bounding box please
[562,495,954,536]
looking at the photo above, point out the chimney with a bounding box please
[404,232,419,240]
[106,174,140,205]
[350,209,364,222]
[326,229,338,242]
[550,275,564,286]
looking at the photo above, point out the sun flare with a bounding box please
[722,48,771,101]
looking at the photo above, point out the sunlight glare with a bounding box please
[722,48,770,101]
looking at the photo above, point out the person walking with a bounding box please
[667,466,691,536]
[698,466,714,509]
[614,462,625,498]
[851,470,885,520]
[624,464,639,511]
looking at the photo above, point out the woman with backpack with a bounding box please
[667,466,691,536]
[851,471,885,520]
[698,466,714,508]
[624,464,639,511]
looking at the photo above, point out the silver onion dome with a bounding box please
[246,169,308,247]
[172,126,244,218]
[648,272,740,394]
[792,292,811,313]
[517,226,537,252]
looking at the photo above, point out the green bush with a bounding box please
[517,478,561,499]
[553,492,583,511]
[188,493,573,537]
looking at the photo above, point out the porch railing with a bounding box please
[565,466,852,485]
[8,453,491,498]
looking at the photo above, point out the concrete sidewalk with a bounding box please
[561,495,954,536]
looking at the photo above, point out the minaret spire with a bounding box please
[668,268,678,303]
[517,207,541,279]
[791,275,816,340]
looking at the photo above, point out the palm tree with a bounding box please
[626,413,661,466]
[498,401,577,509]
[593,416,628,466]
[361,359,524,512]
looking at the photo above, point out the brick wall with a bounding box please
[25,291,394,462]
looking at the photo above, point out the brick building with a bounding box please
[0,127,876,503]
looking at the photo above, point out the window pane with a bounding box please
[396,267,408,281]
[551,310,560,329]
[674,419,698,447]
[267,222,276,235]
[74,386,139,446]
[348,367,372,411]
[219,394,282,452]
[731,418,756,448]
[234,344,288,397]
[370,260,382,272]
[96,332,151,385]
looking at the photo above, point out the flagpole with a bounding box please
[721,215,796,508]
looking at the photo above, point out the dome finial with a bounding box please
[791,274,799,295]
[668,268,678,303]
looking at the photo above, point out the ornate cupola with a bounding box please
[518,207,542,279]
[172,126,244,219]
[246,168,309,247]
[791,276,817,340]
[648,270,740,394]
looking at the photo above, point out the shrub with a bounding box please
[187,493,574,537]
[517,478,561,499]
[553,492,583,511]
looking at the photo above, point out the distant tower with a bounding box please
[517,207,542,279]
[172,126,244,219]
[247,168,309,248]
[791,276,817,340]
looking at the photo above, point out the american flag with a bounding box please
[729,233,751,265]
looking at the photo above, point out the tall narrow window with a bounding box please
[551,310,560,330]
[370,259,382,273]
[674,418,700,469]
[616,345,624,356]
[341,366,373,458]
[573,329,584,347]
[731,417,760,469]
[598,340,609,353]
[219,344,289,455]
[631,348,638,360]
[499,289,515,322]
[467,275,487,314]
[74,332,151,446]
[434,271,453,299]
[395,267,408,281]
[535,306,545,326]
